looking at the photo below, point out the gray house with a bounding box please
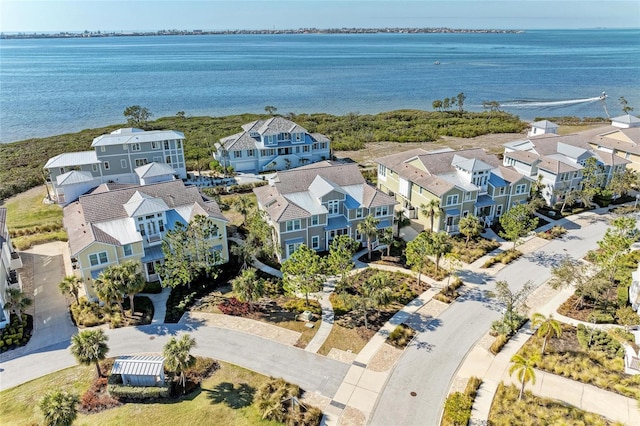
[44,128,186,205]
[254,161,396,260]
[214,117,331,173]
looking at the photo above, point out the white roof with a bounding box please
[44,151,99,168]
[342,184,365,204]
[124,191,169,217]
[93,218,142,245]
[92,128,185,147]
[283,192,326,215]
[111,355,165,376]
[452,155,494,173]
[309,175,345,198]
[531,120,558,130]
[56,170,97,186]
[135,162,176,178]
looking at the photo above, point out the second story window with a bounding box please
[164,141,170,150]
[103,161,110,170]
[515,184,527,195]
[445,194,459,206]
[327,200,340,216]
[233,151,242,159]
[374,206,389,217]
[356,208,364,218]
[286,219,301,232]
[131,143,141,151]
[311,215,319,226]
[89,251,108,267]
[247,149,255,157]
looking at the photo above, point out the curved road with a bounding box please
[370,212,613,425]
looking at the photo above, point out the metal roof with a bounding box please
[44,151,99,168]
[56,170,97,186]
[325,216,350,231]
[475,195,496,208]
[135,162,176,178]
[111,355,165,376]
[92,128,184,147]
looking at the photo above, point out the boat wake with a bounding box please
[500,95,604,108]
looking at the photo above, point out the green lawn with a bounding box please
[4,186,66,250]
[0,361,284,426]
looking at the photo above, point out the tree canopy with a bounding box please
[499,203,538,249]
[70,329,109,377]
[281,244,324,306]
[123,105,152,127]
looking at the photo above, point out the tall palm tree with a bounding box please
[420,199,441,232]
[380,227,395,257]
[357,214,380,260]
[3,288,32,323]
[393,209,410,238]
[531,313,562,356]
[233,195,255,226]
[164,334,197,394]
[359,272,394,328]
[39,390,79,426]
[58,275,82,305]
[70,329,109,377]
[94,266,126,315]
[120,261,145,316]
[509,353,540,400]
[458,214,483,247]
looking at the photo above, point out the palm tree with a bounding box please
[121,261,145,316]
[531,313,562,356]
[458,214,483,247]
[3,288,32,323]
[39,390,80,426]
[58,275,82,305]
[380,227,395,257]
[357,214,380,260]
[164,334,197,394]
[359,272,394,329]
[94,266,126,315]
[231,268,264,311]
[420,199,441,232]
[70,329,109,377]
[230,240,256,270]
[233,195,255,226]
[509,353,540,400]
[393,209,410,238]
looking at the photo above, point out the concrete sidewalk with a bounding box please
[305,278,336,353]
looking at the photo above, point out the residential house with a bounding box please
[253,161,396,260]
[63,180,228,300]
[376,148,533,232]
[589,114,640,172]
[0,208,23,329]
[528,120,558,137]
[214,117,331,173]
[504,131,629,205]
[45,128,186,205]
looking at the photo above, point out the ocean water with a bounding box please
[1,29,639,143]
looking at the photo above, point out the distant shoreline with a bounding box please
[0,27,524,39]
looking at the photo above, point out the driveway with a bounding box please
[370,212,613,425]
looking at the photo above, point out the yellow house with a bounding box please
[63,180,228,300]
[376,148,533,232]
[590,115,640,173]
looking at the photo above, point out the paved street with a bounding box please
[370,212,613,425]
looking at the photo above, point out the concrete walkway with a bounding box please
[140,286,171,324]
[306,278,336,353]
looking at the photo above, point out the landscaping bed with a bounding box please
[537,225,567,240]
[0,314,33,352]
[450,235,501,264]
[70,296,153,328]
[442,377,481,426]
[488,383,613,426]
[516,324,640,399]
[481,249,522,268]
[386,324,416,349]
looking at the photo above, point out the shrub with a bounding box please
[442,392,472,426]
[282,298,322,315]
[465,376,482,399]
[490,334,508,355]
[387,324,416,348]
[576,324,624,358]
[107,382,171,400]
[587,311,614,324]
[537,226,567,240]
[218,297,250,316]
[617,285,630,307]
[81,376,120,412]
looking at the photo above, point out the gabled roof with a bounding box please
[451,155,494,173]
[611,114,640,127]
[44,151,99,169]
[56,170,97,186]
[91,128,184,147]
[135,162,176,179]
[222,117,324,151]
[308,175,346,198]
[274,161,365,194]
[531,120,558,130]
[123,191,170,217]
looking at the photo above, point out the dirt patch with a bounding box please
[334,133,525,166]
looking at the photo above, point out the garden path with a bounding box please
[305,278,337,353]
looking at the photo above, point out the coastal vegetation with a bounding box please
[0,109,527,200]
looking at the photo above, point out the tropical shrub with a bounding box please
[576,324,624,358]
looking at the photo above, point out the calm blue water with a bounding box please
[1,30,639,143]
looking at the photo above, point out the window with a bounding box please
[327,200,340,215]
[286,219,301,232]
[89,251,108,267]
[138,223,146,236]
[103,161,110,170]
[464,192,472,201]
[164,141,170,150]
[311,236,320,249]
[131,143,141,151]
[294,133,304,142]
[356,208,364,218]
[165,156,172,165]
[123,144,127,151]
[311,215,319,226]
[445,194,459,205]
[176,140,181,149]
[92,164,98,172]
[278,132,291,141]
[152,141,160,150]
[123,244,133,257]
[59,167,65,174]
[499,187,506,195]
[303,145,310,153]
[135,158,148,167]
[287,242,302,257]
[462,210,469,217]
[247,149,255,157]
[378,164,387,176]
[625,152,631,160]
[515,184,527,195]
[233,151,242,159]
[496,205,504,216]
[121,159,127,168]
[158,220,165,232]
[101,146,106,152]
[375,206,389,217]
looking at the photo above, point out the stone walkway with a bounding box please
[306,278,337,353]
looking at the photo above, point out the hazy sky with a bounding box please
[1,0,639,32]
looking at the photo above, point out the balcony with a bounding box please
[8,269,22,289]
[446,225,460,234]
[10,251,22,270]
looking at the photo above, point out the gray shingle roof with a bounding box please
[222,118,327,151]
